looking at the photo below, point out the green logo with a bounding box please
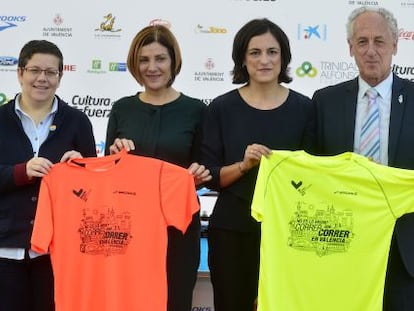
[296,61,318,78]
[92,59,102,70]
[0,93,8,106]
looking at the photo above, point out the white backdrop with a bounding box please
[1,1,414,310]
[1,0,414,155]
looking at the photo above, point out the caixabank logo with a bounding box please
[0,15,27,32]
[297,24,327,41]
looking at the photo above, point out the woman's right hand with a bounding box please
[26,157,53,179]
[109,138,135,154]
[240,143,272,172]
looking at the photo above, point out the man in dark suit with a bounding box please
[312,6,414,311]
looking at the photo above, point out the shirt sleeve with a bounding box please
[376,164,414,218]
[160,161,200,233]
[31,176,54,254]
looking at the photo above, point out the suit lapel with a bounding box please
[388,75,405,165]
[343,79,359,149]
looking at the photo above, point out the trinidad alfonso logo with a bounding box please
[288,201,354,257]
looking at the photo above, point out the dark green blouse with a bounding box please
[105,93,206,168]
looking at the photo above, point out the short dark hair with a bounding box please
[18,40,63,73]
[127,25,182,87]
[232,18,292,84]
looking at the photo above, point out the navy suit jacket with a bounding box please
[0,95,97,248]
[312,74,414,278]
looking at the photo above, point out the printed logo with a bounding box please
[70,95,113,118]
[295,61,318,78]
[319,60,359,85]
[95,13,121,32]
[194,24,227,34]
[291,180,302,189]
[297,24,327,40]
[87,59,106,74]
[79,206,133,256]
[204,58,215,70]
[288,202,354,256]
[392,64,414,82]
[0,56,18,73]
[399,28,414,40]
[92,59,101,70]
[0,93,8,106]
[194,58,225,82]
[113,190,136,196]
[0,22,16,31]
[63,64,77,72]
[108,62,127,72]
[0,56,18,66]
[72,188,90,202]
[149,19,171,28]
[42,14,73,38]
[334,190,357,195]
[347,1,379,6]
[94,13,122,39]
[400,0,414,8]
[201,98,213,106]
[96,141,105,155]
[291,179,311,196]
[0,16,26,32]
[54,14,63,26]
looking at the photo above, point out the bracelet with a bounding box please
[238,161,247,175]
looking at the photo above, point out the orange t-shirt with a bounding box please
[31,150,199,311]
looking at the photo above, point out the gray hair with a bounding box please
[346,6,398,41]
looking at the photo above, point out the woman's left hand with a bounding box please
[188,162,212,186]
[60,150,82,162]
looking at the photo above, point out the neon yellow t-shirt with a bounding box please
[251,150,414,311]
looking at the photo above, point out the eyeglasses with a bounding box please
[22,67,61,79]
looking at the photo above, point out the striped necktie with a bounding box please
[359,88,380,162]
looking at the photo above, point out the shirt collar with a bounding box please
[15,95,58,116]
[358,72,393,100]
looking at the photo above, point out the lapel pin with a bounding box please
[49,125,57,131]
[398,94,403,104]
